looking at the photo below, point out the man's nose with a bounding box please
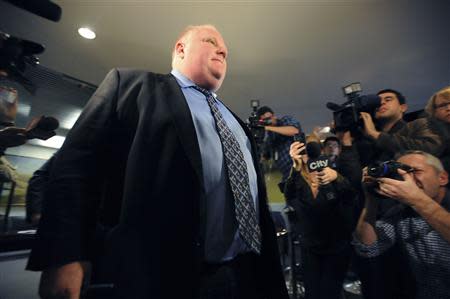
[216,47,227,59]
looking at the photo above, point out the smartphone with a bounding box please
[293,132,306,154]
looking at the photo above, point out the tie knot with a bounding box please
[192,85,212,98]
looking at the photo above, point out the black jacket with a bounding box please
[27,69,288,299]
[285,145,361,253]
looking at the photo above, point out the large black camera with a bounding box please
[247,100,269,147]
[0,31,44,93]
[327,82,380,132]
[368,160,414,180]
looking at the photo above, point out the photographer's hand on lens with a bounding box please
[289,141,306,171]
[360,112,381,139]
[376,168,425,206]
[317,167,338,185]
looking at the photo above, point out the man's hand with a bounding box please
[0,126,27,147]
[376,169,424,206]
[289,141,306,171]
[39,261,91,299]
[360,112,381,140]
[317,167,338,185]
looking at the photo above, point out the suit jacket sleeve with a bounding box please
[27,69,121,270]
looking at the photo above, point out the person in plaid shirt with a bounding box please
[257,106,302,183]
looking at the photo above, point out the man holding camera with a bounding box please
[353,89,442,299]
[257,106,301,183]
[359,89,441,167]
[354,150,450,299]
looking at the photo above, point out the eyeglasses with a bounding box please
[435,102,450,110]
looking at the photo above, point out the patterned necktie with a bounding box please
[193,86,261,254]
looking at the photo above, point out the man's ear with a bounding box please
[438,170,449,187]
[400,103,408,113]
[175,42,185,58]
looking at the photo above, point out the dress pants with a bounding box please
[301,246,351,299]
[196,253,263,299]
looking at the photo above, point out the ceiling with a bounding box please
[1,0,449,134]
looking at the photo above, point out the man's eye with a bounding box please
[205,38,217,46]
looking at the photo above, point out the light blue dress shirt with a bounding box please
[171,69,259,262]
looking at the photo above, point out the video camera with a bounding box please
[0,31,44,93]
[247,100,267,146]
[326,82,380,132]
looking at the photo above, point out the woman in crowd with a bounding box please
[425,86,450,174]
[284,132,361,299]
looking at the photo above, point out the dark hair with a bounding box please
[324,136,340,145]
[377,89,406,104]
[256,106,274,119]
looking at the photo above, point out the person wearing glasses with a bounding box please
[424,86,450,174]
[354,150,450,299]
[354,89,444,299]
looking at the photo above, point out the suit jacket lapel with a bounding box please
[160,74,204,192]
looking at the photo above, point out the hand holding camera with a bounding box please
[0,126,27,147]
[289,141,306,171]
[363,160,415,198]
[360,112,380,139]
[375,168,426,206]
[25,115,59,140]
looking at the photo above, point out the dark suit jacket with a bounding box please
[27,69,288,299]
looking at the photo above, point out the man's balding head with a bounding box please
[172,25,228,91]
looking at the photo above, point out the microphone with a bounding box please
[306,142,329,172]
[306,141,335,200]
[306,141,321,159]
[26,116,59,140]
[5,0,62,22]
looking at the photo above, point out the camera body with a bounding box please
[247,100,266,148]
[367,160,413,180]
[0,31,44,93]
[327,82,380,132]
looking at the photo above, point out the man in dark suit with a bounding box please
[28,24,288,299]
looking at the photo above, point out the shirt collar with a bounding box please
[171,69,217,97]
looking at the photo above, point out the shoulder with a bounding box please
[407,117,429,128]
[111,68,172,84]
[100,69,178,99]
[279,115,301,126]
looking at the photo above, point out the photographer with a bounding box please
[354,88,443,299]
[257,106,301,182]
[285,131,361,299]
[358,89,441,167]
[354,150,450,299]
